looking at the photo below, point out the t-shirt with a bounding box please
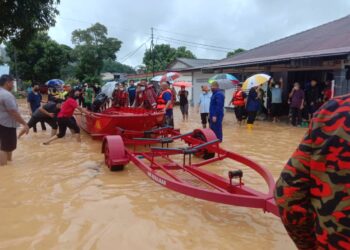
[33,102,60,119]
[84,88,94,104]
[58,98,78,118]
[290,89,305,109]
[163,91,173,117]
[27,91,42,112]
[128,86,136,101]
[271,87,282,104]
[0,87,18,128]
[306,86,321,105]
[198,92,212,113]
[179,90,189,106]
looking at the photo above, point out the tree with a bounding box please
[135,65,146,74]
[102,59,136,74]
[226,48,246,58]
[0,0,60,46]
[176,46,196,59]
[5,33,71,83]
[72,23,122,81]
[143,44,196,72]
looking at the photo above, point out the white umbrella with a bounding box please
[242,73,271,90]
[150,75,162,82]
[101,81,118,98]
[160,72,181,82]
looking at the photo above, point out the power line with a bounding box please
[156,37,229,53]
[156,35,233,51]
[153,27,230,48]
[119,38,151,63]
[58,16,232,52]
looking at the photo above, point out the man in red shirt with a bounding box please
[134,84,145,108]
[112,83,129,107]
[43,90,90,145]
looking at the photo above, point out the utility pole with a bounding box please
[151,27,155,77]
[14,47,19,91]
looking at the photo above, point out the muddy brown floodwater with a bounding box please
[0,100,306,250]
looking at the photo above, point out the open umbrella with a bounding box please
[208,74,239,90]
[101,81,118,98]
[242,73,270,90]
[173,81,192,88]
[45,79,64,89]
[150,75,163,82]
[160,72,181,83]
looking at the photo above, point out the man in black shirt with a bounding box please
[305,80,322,120]
[18,101,62,139]
[178,86,189,121]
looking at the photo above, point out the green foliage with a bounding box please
[5,33,72,83]
[0,0,60,46]
[226,48,246,58]
[72,23,122,81]
[102,59,136,74]
[64,77,80,86]
[60,63,77,80]
[22,81,32,90]
[176,46,196,59]
[143,44,196,72]
[82,75,102,84]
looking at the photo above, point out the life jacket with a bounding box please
[233,90,245,106]
[157,89,173,109]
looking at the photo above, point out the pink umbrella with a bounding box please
[160,72,181,82]
[173,81,192,88]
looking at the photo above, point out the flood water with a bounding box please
[0,101,306,250]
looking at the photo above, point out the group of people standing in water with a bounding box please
[230,78,333,128]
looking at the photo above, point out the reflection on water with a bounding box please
[0,103,305,250]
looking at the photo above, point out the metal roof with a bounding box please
[203,15,350,69]
[171,58,219,69]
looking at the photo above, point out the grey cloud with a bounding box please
[49,0,350,67]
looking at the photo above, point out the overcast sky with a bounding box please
[49,0,350,67]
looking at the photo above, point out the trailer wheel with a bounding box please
[192,129,216,160]
[102,135,129,171]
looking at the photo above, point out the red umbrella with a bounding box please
[160,72,181,82]
[173,81,192,88]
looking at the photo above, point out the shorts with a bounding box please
[180,104,189,115]
[0,124,17,152]
[271,103,282,117]
[165,114,174,127]
[28,117,58,130]
[57,117,80,138]
[200,113,209,125]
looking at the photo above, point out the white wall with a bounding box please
[192,71,212,106]
[170,61,188,70]
[174,72,192,101]
[192,71,243,108]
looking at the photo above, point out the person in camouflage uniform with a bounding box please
[274,94,350,250]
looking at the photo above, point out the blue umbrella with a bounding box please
[45,79,65,89]
[208,74,240,89]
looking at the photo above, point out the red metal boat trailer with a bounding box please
[102,127,279,216]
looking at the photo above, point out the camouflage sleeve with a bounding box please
[274,124,317,250]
